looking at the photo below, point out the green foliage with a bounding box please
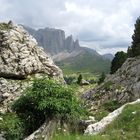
[53,103,140,140]
[64,75,77,85]
[128,17,140,57]
[103,81,113,91]
[92,108,109,121]
[98,72,106,84]
[77,74,82,85]
[53,133,108,140]
[103,100,121,112]
[0,23,12,30]
[110,51,127,74]
[102,103,140,140]
[0,113,23,140]
[12,78,84,136]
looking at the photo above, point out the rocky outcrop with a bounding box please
[0,22,63,113]
[0,22,62,79]
[83,56,140,107]
[85,99,140,135]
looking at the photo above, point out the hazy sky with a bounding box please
[0,0,140,54]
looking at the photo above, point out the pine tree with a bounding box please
[110,51,127,74]
[98,72,106,84]
[128,17,140,57]
[77,74,82,85]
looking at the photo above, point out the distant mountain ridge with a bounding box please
[23,26,82,55]
[24,26,112,74]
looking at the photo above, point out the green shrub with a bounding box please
[0,113,23,140]
[0,23,12,30]
[12,78,85,136]
[103,100,121,112]
[77,74,83,85]
[64,76,77,85]
[103,81,113,91]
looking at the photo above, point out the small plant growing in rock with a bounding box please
[0,23,12,30]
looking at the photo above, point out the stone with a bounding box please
[80,79,90,86]
[0,22,63,80]
[0,22,63,113]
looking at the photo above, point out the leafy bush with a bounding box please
[12,78,84,135]
[0,113,23,140]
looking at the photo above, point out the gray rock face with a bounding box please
[83,56,140,107]
[0,23,62,79]
[24,26,108,61]
[0,77,31,113]
[24,26,81,56]
[0,22,63,113]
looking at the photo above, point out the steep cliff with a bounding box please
[23,26,80,55]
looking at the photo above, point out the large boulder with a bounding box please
[0,22,63,113]
[0,22,63,79]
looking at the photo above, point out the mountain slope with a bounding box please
[56,48,110,74]
[24,26,111,74]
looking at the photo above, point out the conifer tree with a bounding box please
[110,51,127,74]
[128,17,140,57]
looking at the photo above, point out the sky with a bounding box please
[0,0,140,54]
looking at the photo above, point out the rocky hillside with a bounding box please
[0,22,63,113]
[24,26,112,74]
[83,56,140,109]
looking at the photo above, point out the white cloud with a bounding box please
[0,0,140,54]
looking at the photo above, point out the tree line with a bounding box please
[110,17,140,74]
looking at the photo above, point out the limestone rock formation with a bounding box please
[0,22,62,79]
[83,56,140,106]
[23,26,80,56]
[0,22,63,113]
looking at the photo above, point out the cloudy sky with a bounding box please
[0,0,140,54]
